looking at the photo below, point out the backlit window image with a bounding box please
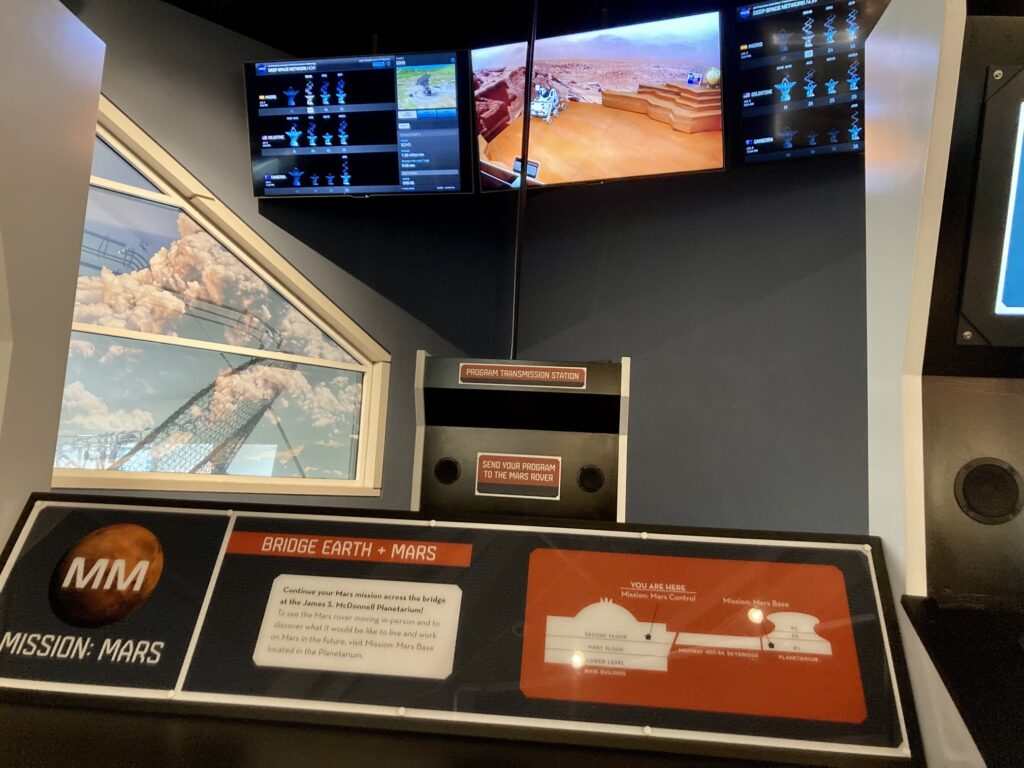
[54,125,380,487]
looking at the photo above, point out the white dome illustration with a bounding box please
[544,598,677,672]
[573,598,642,625]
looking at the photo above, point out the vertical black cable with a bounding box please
[509,0,539,359]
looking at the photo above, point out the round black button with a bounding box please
[955,458,1023,525]
[433,458,460,485]
[578,465,605,493]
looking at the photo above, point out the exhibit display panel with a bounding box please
[244,52,475,196]
[472,11,723,190]
[412,356,629,521]
[0,495,916,766]
[736,0,866,163]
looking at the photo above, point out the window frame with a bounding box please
[52,96,390,496]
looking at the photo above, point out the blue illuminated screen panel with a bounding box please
[736,0,864,163]
[996,102,1024,315]
[244,52,471,196]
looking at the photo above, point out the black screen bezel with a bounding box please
[471,6,729,192]
[959,68,1024,347]
[923,7,1024,376]
[243,50,476,198]
[730,0,870,167]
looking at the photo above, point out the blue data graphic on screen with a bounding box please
[736,0,864,163]
[996,103,1024,314]
[244,52,468,196]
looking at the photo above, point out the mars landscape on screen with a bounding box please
[473,12,723,188]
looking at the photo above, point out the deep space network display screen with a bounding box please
[244,51,472,196]
[736,0,864,163]
[472,12,723,190]
[995,103,1024,315]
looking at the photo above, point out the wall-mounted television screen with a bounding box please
[735,0,865,163]
[244,51,474,196]
[473,11,723,190]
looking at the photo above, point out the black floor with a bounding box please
[903,595,1024,768]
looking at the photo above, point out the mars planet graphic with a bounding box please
[50,524,164,627]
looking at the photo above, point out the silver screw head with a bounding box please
[995,69,1005,80]
[962,330,974,341]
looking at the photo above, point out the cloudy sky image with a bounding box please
[58,185,363,480]
[473,12,720,72]
[536,12,720,66]
[59,332,362,479]
[77,187,354,362]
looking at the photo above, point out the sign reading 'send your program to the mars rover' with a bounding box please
[0,496,915,766]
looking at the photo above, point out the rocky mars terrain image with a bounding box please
[472,13,723,187]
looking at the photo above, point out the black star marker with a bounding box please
[646,603,660,642]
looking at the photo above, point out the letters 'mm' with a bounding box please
[60,558,149,592]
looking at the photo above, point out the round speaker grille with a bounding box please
[578,465,605,493]
[433,458,460,485]
[954,458,1023,525]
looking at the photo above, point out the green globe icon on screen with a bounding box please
[705,67,722,87]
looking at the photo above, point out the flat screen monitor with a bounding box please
[735,0,865,163]
[472,11,723,190]
[244,51,474,196]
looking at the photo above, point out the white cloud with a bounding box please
[74,214,360,364]
[61,381,155,434]
[68,339,95,358]
[295,376,361,430]
[73,214,272,342]
[99,344,142,365]
[317,468,349,478]
[276,444,304,465]
[238,445,277,462]
[278,307,353,362]
[207,365,361,432]
[73,214,358,363]
[208,365,310,423]
[74,267,187,334]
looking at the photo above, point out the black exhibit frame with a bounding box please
[474,0,887,194]
[956,65,1024,346]
[0,493,922,767]
[414,356,627,520]
[472,5,728,192]
[243,50,477,197]
[925,0,1024,376]
[732,0,868,165]
[235,0,891,202]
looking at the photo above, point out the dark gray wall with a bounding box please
[259,192,518,356]
[517,158,869,533]
[71,0,461,510]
